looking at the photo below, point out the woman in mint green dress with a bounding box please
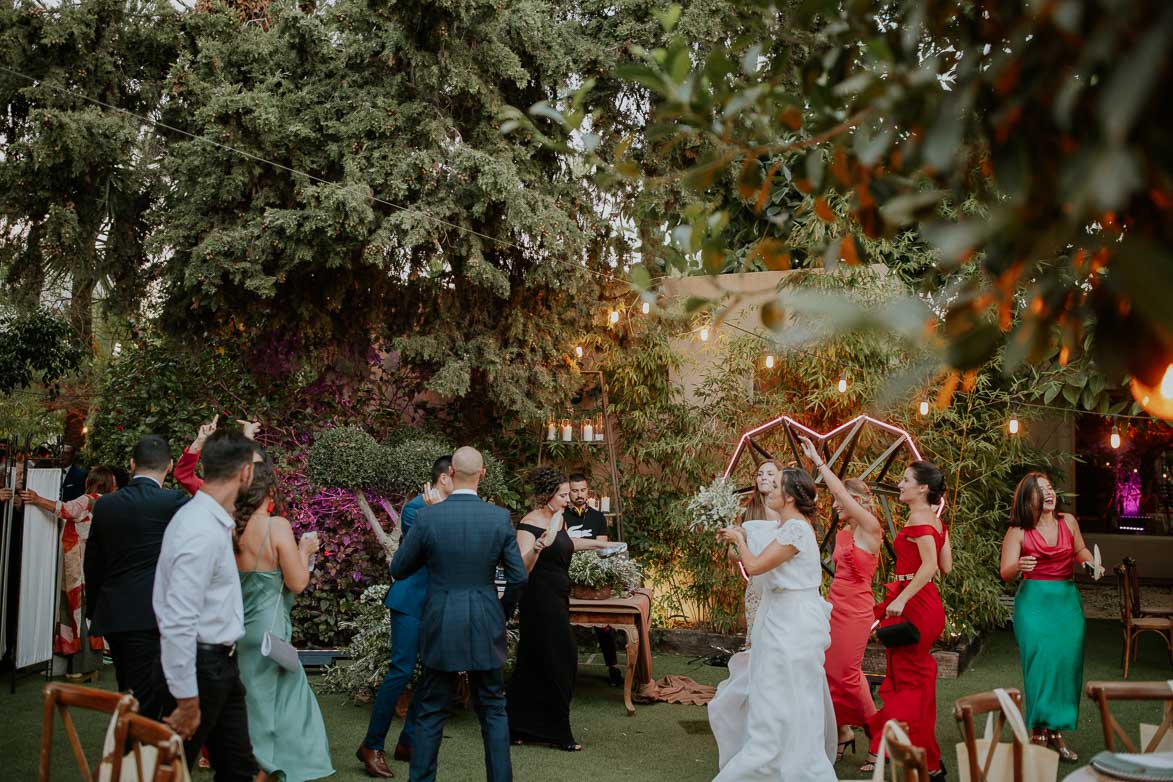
[999,472,1102,763]
[234,453,334,781]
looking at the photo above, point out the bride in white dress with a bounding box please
[709,467,837,782]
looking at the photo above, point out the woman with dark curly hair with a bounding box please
[507,466,613,751]
[233,449,334,781]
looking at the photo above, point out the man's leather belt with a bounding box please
[196,642,236,656]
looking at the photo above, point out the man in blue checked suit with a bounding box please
[391,446,528,782]
[356,454,454,778]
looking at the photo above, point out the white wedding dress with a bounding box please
[708,518,837,782]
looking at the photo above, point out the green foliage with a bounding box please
[319,584,396,698]
[567,551,642,594]
[307,426,387,492]
[0,309,83,397]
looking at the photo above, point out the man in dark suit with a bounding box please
[60,444,88,502]
[391,446,527,782]
[357,453,455,778]
[85,434,187,719]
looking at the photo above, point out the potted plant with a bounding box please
[568,551,642,600]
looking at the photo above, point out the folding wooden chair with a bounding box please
[113,713,188,782]
[39,682,138,781]
[954,689,1027,782]
[1114,565,1173,678]
[882,721,930,782]
[1123,558,1173,619]
[1086,680,1173,753]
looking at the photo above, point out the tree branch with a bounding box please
[355,489,397,560]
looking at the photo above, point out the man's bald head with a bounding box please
[451,446,485,489]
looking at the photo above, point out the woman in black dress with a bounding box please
[508,467,612,751]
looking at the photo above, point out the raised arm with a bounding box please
[800,436,884,546]
[175,417,217,495]
[271,517,317,594]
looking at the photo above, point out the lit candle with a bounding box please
[600,496,611,513]
[546,418,556,440]
[575,345,583,359]
[561,419,573,442]
[583,419,594,442]
[595,414,605,441]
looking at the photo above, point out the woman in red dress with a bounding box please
[800,437,882,760]
[864,461,951,780]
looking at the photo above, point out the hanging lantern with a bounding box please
[574,345,583,359]
[918,400,930,416]
[837,372,848,393]
[1110,423,1121,450]
[641,301,651,315]
[765,354,775,369]
[700,327,710,342]
[1130,364,1173,420]
[609,309,620,325]
[1008,414,1020,435]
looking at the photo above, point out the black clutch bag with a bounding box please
[875,620,921,648]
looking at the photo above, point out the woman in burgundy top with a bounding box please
[1000,472,1101,761]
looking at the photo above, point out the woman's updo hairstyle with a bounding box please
[781,467,819,521]
[529,466,567,507]
[843,478,874,510]
[233,446,279,552]
[909,460,946,505]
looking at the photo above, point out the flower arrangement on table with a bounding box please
[685,476,743,532]
[568,551,642,600]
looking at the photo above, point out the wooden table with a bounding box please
[1061,751,1173,782]
[569,598,643,716]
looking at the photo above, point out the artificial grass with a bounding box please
[3,619,1170,781]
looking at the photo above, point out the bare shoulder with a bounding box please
[517,510,545,533]
[1003,525,1024,540]
[1060,513,1080,530]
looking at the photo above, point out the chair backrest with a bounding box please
[1123,557,1144,617]
[116,713,186,782]
[884,721,931,782]
[39,682,138,782]
[954,688,1027,782]
[1115,565,1134,628]
[1086,680,1173,753]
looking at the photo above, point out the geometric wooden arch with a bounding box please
[722,414,927,573]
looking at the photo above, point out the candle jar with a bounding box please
[600,496,611,513]
[560,418,573,442]
[546,416,556,441]
[595,413,605,441]
[582,417,594,442]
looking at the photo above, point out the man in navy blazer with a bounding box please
[391,446,527,782]
[356,454,454,778]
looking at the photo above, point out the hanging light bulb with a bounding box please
[1130,363,1173,420]
[765,354,775,369]
[81,425,89,435]
[609,309,620,325]
[700,327,710,342]
[574,345,583,359]
[1008,414,1020,435]
[641,301,651,315]
[1110,422,1121,450]
[919,400,930,416]
[837,372,848,393]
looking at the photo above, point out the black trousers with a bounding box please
[105,630,165,720]
[159,648,259,782]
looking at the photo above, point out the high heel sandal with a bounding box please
[836,736,857,761]
[1047,732,1078,762]
[1030,729,1048,747]
[859,753,878,774]
[552,742,583,752]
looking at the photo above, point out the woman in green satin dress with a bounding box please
[1000,472,1102,762]
[234,452,335,781]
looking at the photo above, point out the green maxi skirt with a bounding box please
[1013,579,1085,731]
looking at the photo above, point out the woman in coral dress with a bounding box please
[799,437,882,759]
[865,461,952,781]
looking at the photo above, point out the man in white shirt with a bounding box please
[153,429,261,780]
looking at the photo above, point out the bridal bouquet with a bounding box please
[685,477,742,532]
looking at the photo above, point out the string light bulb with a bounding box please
[82,425,89,435]
[765,354,775,369]
[1008,413,1020,435]
[609,309,620,325]
[1130,363,1173,420]
[641,301,650,315]
[574,345,583,359]
[919,400,930,416]
[1110,422,1121,450]
[699,327,710,342]
[837,372,848,394]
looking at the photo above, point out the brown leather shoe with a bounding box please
[393,743,412,763]
[355,745,394,778]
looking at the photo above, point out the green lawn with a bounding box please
[4,619,1170,781]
